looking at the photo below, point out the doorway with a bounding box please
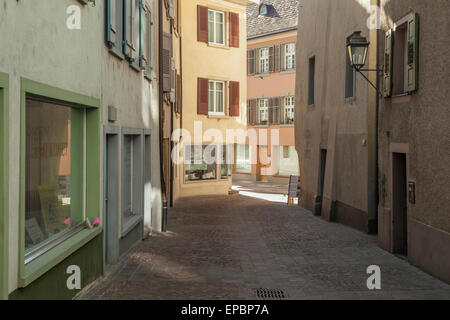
[392,152,408,255]
[315,149,327,216]
[105,132,119,264]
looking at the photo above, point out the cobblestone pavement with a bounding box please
[79,186,450,300]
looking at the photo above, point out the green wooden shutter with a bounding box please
[106,0,117,47]
[123,0,137,62]
[139,2,147,71]
[383,30,393,98]
[406,13,419,93]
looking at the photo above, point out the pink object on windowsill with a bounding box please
[92,218,101,227]
[64,218,72,225]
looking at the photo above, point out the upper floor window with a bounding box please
[284,96,295,122]
[284,43,296,71]
[208,9,225,45]
[259,48,270,74]
[208,80,225,115]
[258,99,269,122]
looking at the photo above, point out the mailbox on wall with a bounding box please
[408,181,416,204]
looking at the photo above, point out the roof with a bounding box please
[247,0,299,39]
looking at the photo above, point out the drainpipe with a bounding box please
[158,0,167,232]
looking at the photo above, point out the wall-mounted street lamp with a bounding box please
[347,31,382,96]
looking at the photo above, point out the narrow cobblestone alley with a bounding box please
[79,184,450,300]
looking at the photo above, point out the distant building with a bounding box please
[235,0,299,182]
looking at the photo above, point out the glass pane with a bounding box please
[25,99,78,252]
[216,14,224,44]
[209,82,214,112]
[216,82,224,113]
[185,145,217,181]
[208,11,214,43]
[123,136,133,220]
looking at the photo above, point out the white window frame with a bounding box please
[284,43,296,70]
[208,80,226,116]
[258,98,268,122]
[284,96,295,121]
[259,47,269,74]
[208,9,225,46]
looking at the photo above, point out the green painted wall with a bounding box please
[9,234,103,300]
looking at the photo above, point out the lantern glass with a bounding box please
[347,31,369,70]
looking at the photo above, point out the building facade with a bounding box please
[377,0,450,284]
[295,0,450,284]
[295,0,376,232]
[0,0,162,299]
[236,0,299,182]
[170,0,253,202]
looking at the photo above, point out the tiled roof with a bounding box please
[247,0,299,39]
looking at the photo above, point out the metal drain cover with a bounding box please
[255,288,287,300]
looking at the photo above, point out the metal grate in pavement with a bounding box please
[255,288,287,300]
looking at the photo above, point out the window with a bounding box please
[208,9,225,45]
[384,13,419,97]
[25,99,83,253]
[308,57,315,105]
[258,99,268,123]
[284,43,296,71]
[345,45,356,98]
[107,0,152,74]
[283,146,290,159]
[284,96,295,123]
[258,48,269,74]
[220,145,232,179]
[208,80,225,115]
[236,145,251,173]
[185,145,217,181]
[122,133,142,232]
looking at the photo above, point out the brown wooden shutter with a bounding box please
[383,30,393,98]
[269,46,275,72]
[198,78,209,115]
[229,12,239,48]
[197,5,208,43]
[229,81,240,116]
[177,0,182,34]
[274,44,281,72]
[162,33,172,92]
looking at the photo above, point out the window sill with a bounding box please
[108,46,125,61]
[19,227,102,288]
[184,178,223,184]
[280,69,296,75]
[208,114,230,119]
[121,215,143,239]
[254,73,270,78]
[279,123,295,127]
[207,43,229,50]
[344,96,356,104]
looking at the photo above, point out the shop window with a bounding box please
[185,145,217,181]
[220,145,232,179]
[25,99,84,253]
[208,9,225,45]
[236,145,251,173]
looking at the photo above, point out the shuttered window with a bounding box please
[106,0,123,56]
[208,80,225,115]
[208,9,225,45]
[140,3,152,76]
[284,43,296,71]
[259,48,269,74]
[124,0,137,62]
[384,13,419,97]
[162,33,172,92]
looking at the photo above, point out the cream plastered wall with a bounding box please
[173,0,248,202]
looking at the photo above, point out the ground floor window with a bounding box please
[236,144,251,173]
[185,145,217,182]
[220,145,232,179]
[277,146,299,176]
[122,133,143,232]
[25,99,84,252]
